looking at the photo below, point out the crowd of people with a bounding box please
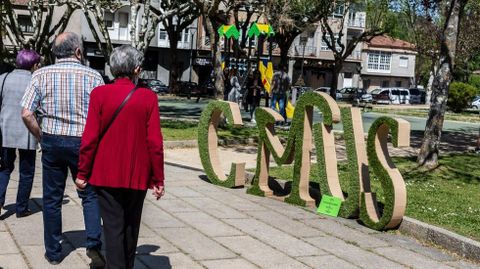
[0,32,165,268]
[223,64,291,124]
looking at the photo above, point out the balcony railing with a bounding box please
[347,50,362,60]
[294,45,317,57]
[348,18,366,28]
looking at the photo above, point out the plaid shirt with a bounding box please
[21,58,104,137]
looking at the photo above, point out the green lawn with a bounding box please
[161,120,198,141]
[372,107,480,123]
[265,155,480,241]
[161,119,289,141]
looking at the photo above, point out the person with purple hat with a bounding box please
[0,49,41,218]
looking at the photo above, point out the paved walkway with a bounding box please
[0,151,479,269]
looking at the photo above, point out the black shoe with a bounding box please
[87,248,106,267]
[44,254,61,265]
[16,209,32,218]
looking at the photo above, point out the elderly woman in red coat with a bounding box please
[76,45,165,269]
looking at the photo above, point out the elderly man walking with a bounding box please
[21,32,105,266]
[0,49,41,218]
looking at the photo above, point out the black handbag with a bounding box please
[0,72,10,169]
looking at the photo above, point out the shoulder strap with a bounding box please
[98,85,139,143]
[0,73,10,110]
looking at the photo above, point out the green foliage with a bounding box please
[197,101,241,188]
[360,117,401,230]
[469,75,480,94]
[447,82,477,113]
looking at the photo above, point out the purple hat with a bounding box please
[16,49,41,70]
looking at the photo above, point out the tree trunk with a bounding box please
[205,16,223,99]
[417,0,465,169]
[329,60,343,100]
[168,30,179,93]
[279,42,291,69]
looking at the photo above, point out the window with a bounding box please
[399,56,408,68]
[104,12,114,28]
[333,2,345,17]
[204,36,211,47]
[367,52,391,72]
[182,29,189,43]
[395,81,402,87]
[159,29,168,41]
[321,34,340,51]
[118,12,129,28]
[18,15,33,33]
[382,80,389,88]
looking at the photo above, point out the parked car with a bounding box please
[408,88,426,104]
[336,87,368,102]
[177,81,203,97]
[471,95,480,109]
[357,92,373,103]
[371,88,410,105]
[139,79,169,95]
[314,87,331,94]
[291,86,313,97]
[199,80,216,97]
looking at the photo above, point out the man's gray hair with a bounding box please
[109,45,144,79]
[52,32,82,59]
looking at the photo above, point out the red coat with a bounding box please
[78,78,164,190]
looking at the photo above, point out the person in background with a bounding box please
[0,49,41,218]
[228,68,241,103]
[21,32,105,266]
[246,70,264,122]
[76,45,165,269]
[270,65,291,123]
[223,68,230,101]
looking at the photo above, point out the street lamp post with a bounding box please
[295,35,308,87]
[188,27,196,84]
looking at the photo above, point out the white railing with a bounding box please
[107,23,131,42]
[348,18,365,28]
[347,50,362,60]
[294,45,317,57]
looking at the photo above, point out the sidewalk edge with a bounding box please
[399,216,480,262]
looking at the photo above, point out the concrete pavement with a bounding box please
[0,150,479,269]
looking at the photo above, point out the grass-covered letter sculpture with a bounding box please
[198,92,410,231]
[197,101,245,188]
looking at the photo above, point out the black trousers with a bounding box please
[95,187,147,269]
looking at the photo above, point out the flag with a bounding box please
[259,60,274,94]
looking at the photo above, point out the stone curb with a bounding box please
[164,139,259,149]
[399,216,480,262]
[164,140,198,149]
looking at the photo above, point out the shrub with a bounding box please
[469,75,480,94]
[447,82,477,113]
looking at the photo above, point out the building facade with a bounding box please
[361,36,416,91]
[3,1,416,92]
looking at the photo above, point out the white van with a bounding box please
[371,88,410,105]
